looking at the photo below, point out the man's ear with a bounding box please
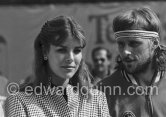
[152,38,159,49]
[153,40,159,46]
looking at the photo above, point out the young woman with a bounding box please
[5,16,110,117]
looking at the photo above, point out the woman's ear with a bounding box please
[42,45,48,60]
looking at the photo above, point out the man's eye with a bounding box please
[94,58,105,63]
[130,42,140,47]
[100,58,105,62]
[118,42,125,48]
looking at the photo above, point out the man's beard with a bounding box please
[124,57,152,74]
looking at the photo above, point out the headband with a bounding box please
[114,30,159,40]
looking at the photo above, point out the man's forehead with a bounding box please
[95,49,107,55]
[117,37,145,42]
[94,51,107,59]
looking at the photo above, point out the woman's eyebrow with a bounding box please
[56,45,66,48]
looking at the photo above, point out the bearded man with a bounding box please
[98,7,166,117]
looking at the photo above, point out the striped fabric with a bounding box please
[5,84,110,117]
[114,30,159,40]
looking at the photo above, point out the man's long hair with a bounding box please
[113,7,166,72]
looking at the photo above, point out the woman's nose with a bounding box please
[65,52,74,63]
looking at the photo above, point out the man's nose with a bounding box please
[122,46,132,56]
[97,60,102,64]
[124,50,131,55]
[94,59,102,65]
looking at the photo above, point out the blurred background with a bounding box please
[0,0,166,86]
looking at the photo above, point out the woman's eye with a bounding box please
[74,48,82,54]
[56,48,66,53]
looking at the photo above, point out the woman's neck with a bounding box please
[51,74,69,88]
[47,66,69,88]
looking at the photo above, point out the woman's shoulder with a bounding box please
[6,91,37,104]
[89,88,108,108]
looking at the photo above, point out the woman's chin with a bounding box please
[62,73,74,79]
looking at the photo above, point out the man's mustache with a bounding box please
[122,56,136,62]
